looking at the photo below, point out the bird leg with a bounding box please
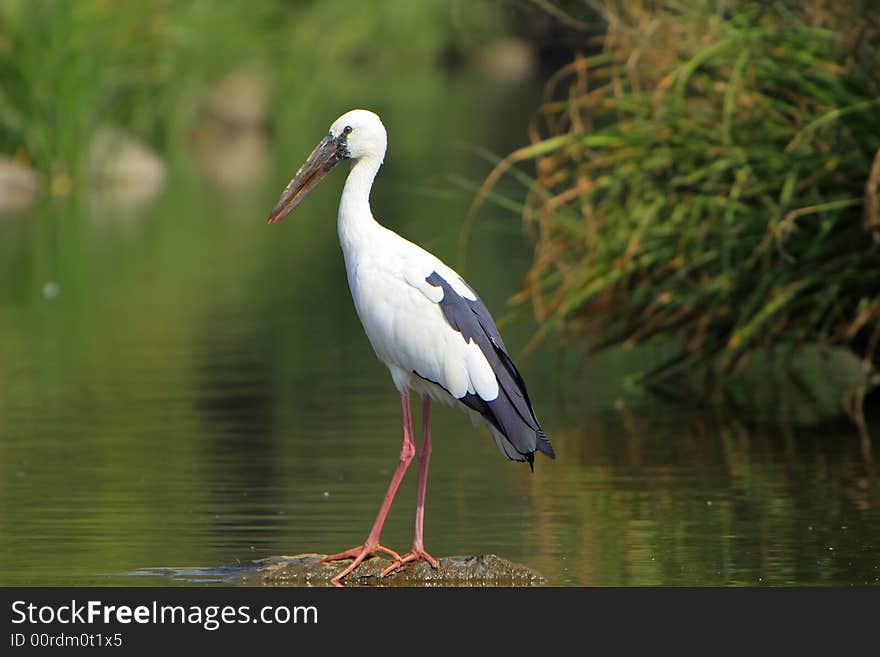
[381,396,439,577]
[322,389,416,584]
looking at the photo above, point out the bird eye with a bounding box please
[343,125,353,135]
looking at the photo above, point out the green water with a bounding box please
[1,74,878,587]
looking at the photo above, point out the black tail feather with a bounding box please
[536,430,555,459]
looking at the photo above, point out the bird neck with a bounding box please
[338,154,384,255]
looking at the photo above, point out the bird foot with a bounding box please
[321,543,402,584]
[380,547,440,577]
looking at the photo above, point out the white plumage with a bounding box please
[266,108,553,583]
[345,227,499,403]
[330,112,493,405]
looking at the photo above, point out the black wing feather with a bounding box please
[422,272,555,462]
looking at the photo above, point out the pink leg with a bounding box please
[323,390,416,584]
[381,396,439,577]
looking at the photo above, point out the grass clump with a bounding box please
[0,0,504,184]
[479,0,880,421]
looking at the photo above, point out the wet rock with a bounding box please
[195,70,269,188]
[202,69,269,128]
[243,553,546,587]
[0,157,41,214]
[476,38,536,84]
[194,122,267,189]
[88,125,166,212]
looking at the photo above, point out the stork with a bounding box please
[267,109,554,584]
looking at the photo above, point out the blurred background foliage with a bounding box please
[0,1,878,586]
[0,0,504,181]
[6,0,876,427]
[477,0,880,431]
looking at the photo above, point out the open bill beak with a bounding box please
[267,132,346,224]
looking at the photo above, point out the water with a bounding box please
[1,74,878,587]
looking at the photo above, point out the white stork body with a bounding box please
[340,201,496,401]
[335,121,492,396]
[267,109,553,583]
[343,228,495,401]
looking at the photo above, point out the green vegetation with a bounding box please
[0,0,502,181]
[478,1,880,423]
[2,0,879,588]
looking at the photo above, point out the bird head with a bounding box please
[267,109,386,224]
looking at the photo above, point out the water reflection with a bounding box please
[537,410,878,585]
[0,74,877,587]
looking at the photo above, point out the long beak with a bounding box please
[267,133,345,224]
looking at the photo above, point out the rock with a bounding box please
[0,157,41,214]
[476,38,536,84]
[194,69,270,188]
[241,553,546,587]
[193,123,267,189]
[88,125,166,212]
[202,70,269,128]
